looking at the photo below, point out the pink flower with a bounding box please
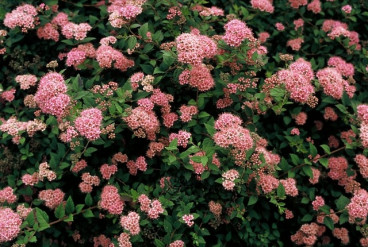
[294,112,307,125]
[290,128,300,135]
[309,168,321,184]
[37,23,59,42]
[288,0,308,9]
[100,164,118,180]
[120,212,140,235]
[169,130,191,148]
[223,19,255,47]
[74,108,103,141]
[4,4,38,32]
[258,173,279,193]
[275,23,285,31]
[209,201,222,217]
[307,0,321,14]
[328,57,354,77]
[72,159,88,173]
[0,187,17,204]
[250,0,274,13]
[62,22,92,40]
[280,178,298,196]
[316,68,346,100]
[169,240,185,247]
[99,185,124,215]
[179,105,198,122]
[342,5,352,14]
[324,107,338,121]
[15,74,37,90]
[285,209,294,219]
[0,208,22,243]
[182,214,194,227]
[294,18,304,30]
[96,45,134,71]
[287,38,304,51]
[1,89,16,102]
[258,32,270,43]
[312,196,325,211]
[118,232,132,247]
[333,228,349,245]
[39,188,65,209]
[124,106,160,140]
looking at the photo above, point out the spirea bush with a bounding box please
[1,0,368,246]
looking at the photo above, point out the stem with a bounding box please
[49,205,98,226]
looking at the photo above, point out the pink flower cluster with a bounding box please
[100,164,118,180]
[1,88,16,102]
[34,72,70,118]
[294,112,307,125]
[192,5,224,17]
[294,18,304,30]
[169,130,191,148]
[275,23,285,31]
[118,232,132,247]
[280,178,298,197]
[250,0,274,13]
[74,108,103,141]
[147,141,165,158]
[287,38,304,51]
[79,172,100,193]
[0,208,22,243]
[15,74,37,90]
[37,23,59,42]
[209,201,222,217]
[176,32,217,65]
[316,67,352,99]
[307,0,321,14]
[328,57,355,77]
[213,113,253,151]
[61,22,92,40]
[309,168,321,184]
[223,19,255,47]
[291,222,324,246]
[124,106,160,140]
[322,20,361,50]
[342,5,352,14]
[0,186,17,204]
[355,154,368,178]
[324,107,338,121]
[4,4,39,32]
[258,173,279,193]
[99,185,124,215]
[328,157,348,180]
[39,188,65,209]
[0,117,46,142]
[288,0,308,9]
[346,189,368,223]
[312,196,325,211]
[120,212,140,235]
[169,240,185,247]
[258,32,270,43]
[126,156,147,175]
[167,7,182,20]
[107,1,144,28]
[182,214,194,227]
[138,194,164,219]
[96,45,134,71]
[332,228,349,245]
[222,169,239,190]
[72,159,88,173]
[179,65,215,91]
[179,105,198,122]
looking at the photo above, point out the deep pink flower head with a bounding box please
[75,108,103,141]
[251,0,274,13]
[120,212,140,235]
[96,45,134,71]
[0,208,22,243]
[223,19,255,47]
[99,185,124,215]
[342,5,352,14]
[34,72,70,118]
[316,68,346,100]
[4,4,38,32]
[39,188,65,209]
[61,22,92,40]
[328,57,354,77]
[179,65,215,91]
[37,23,59,42]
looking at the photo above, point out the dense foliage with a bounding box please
[1,0,368,246]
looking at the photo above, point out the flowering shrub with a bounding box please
[1,0,368,246]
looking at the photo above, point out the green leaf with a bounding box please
[83,209,94,218]
[302,166,313,178]
[277,184,286,198]
[138,23,149,38]
[127,36,137,49]
[323,216,334,230]
[84,147,97,157]
[248,195,258,206]
[301,214,313,222]
[309,143,318,157]
[319,158,328,168]
[335,195,350,211]
[320,145,331,154]
[35,208,50,231]
[290,154,299,165]
[154,239,165,247]
[85,193,93,206]
[54,204,65,219]
[65,196,75,215]
[164,219,173,233]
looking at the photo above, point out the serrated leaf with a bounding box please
[83,209,94,218]
[54,204,65,219]
[164,219,172,233]
[336,195,350,211]
[85,193,93,206]
[323,216,334,230]
[248,195,258,206]
[65,196,75,215]
[84,147,97,157]
[302,166,313,178]
[277,183,286,198]
[320,144,331,154]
